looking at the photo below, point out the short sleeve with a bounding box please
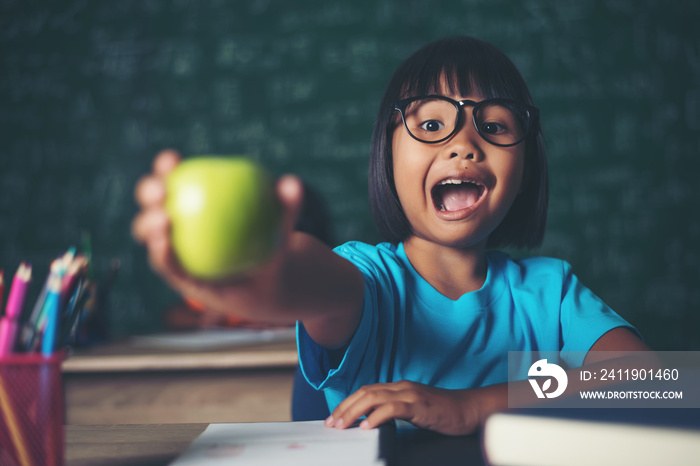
[559,262,640,367]
[296,281,378,393]
[296,242,401,401]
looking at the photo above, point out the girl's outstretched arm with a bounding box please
[132,150,365,349]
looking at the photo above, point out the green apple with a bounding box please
[165,156,282,280]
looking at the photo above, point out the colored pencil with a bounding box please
[40,268,63,357]
[0,270,4,315]
[22,265,54,350]
[61,278,89,343]
[24,259,63,352]
[0,263,32,355]
[60,255,87,314]
[41,249,74,465]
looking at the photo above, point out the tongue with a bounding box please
[441,184,481,212]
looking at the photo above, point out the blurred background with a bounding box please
[0,0,698,350]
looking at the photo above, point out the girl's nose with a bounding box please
[446,115,483,161]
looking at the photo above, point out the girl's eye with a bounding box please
[481,122,507,134]
[419,120,445,132]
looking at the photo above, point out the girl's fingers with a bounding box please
[329,384,404,429]
[131,208,170,244]
[153,149,181,176]
[328,386,379,426]
[361,401,413,430]
[133,150,179,211]
[134,175,167,208]
[146,233,175,275]
[132,209,192,290]
[136,149,180,207]
[276,174,304,238]
[333,382,405,413]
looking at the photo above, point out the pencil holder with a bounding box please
[0,353,64,466]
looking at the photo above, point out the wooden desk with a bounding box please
[66,424,206,466]
[65,423,486,466]
[63,334,299,424]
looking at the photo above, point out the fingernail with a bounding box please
[325,416,334,427]
[359,420,370,430]
[335,418,344,429]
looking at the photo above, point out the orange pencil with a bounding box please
[0,375,31,466]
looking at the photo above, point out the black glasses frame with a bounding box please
[393,95,540,147]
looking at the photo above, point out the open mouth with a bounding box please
[431,179,486,212]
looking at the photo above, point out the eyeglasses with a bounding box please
[393,95,539,147]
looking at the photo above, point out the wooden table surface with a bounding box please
[62,336,299,373]
[63,335,299,425]
[66,424,207,466]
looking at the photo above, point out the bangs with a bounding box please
[395,37,529,103]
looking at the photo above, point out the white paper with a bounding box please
[170,420,385,465]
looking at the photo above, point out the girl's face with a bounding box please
[391,89,526,250]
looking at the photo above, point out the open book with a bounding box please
[170,420,393,465]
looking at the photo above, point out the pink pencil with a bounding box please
[0,270,4,315]
[0,263,32,355]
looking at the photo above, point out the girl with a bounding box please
[132,36,648,435]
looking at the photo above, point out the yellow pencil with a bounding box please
[0,374,32,466]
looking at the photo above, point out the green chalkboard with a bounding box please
[1,0,698,350]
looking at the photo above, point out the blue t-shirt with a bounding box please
[297,241,635,412]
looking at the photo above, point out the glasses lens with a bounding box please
[474,101,530,146]
[402,97,457,142]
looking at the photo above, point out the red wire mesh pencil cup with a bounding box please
[0,352,64,466]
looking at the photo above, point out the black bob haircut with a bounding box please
[368,36,548,249]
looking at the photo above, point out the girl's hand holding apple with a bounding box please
[165,154,283,280]
[131,150,307,324]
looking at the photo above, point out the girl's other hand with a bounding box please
[326,380,483,436]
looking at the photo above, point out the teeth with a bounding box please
[438,179,479,186]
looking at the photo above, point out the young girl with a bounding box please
[132,36,648,435]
